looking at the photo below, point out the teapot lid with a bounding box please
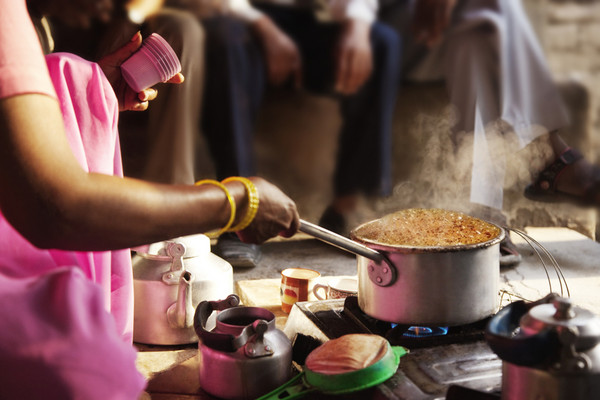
[521,297,600,350]
[136,234,211,258]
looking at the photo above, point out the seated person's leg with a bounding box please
[202,16,267,268]
[202,16,266,180]
[324,22,401,233]
[261,6,401,233]
[141,8,205,184]
[335,22,401,197]
[446,1,600,207]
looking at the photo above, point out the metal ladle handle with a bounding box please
[299,220,397,286]
[299,219,385,263]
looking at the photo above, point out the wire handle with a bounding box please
[504,227,570,298]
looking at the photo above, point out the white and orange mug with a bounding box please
[280,268,321,314]
[313,277,358,300]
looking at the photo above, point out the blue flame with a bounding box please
[391,324,449,337]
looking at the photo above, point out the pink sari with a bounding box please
[0,267,145,399]
[0,53,134,341]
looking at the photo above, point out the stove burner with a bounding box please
[402,325,448,338]
[342,296,490,348]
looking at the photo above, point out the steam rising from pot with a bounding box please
[355,105,555,227]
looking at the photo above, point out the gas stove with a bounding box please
[283,297,503,399]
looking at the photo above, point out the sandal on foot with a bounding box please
[524,147,597,206]
[215,233,262,268]
[500,237,522,267]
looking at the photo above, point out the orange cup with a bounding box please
[280,268,321,313]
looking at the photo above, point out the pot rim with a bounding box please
[350,222,505,254]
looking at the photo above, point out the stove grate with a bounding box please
[341,296,490,348]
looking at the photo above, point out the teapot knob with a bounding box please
[553,297,575,320]
[252,319,268,337]
[162,241,187,284]
[167,242,186,258]
[223,294,240,309]
[244,319,274,358]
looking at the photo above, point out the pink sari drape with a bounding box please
[0,268,145,399]
[0,53,134,341]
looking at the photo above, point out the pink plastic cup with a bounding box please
[143,33,181,78]
[120,33,181,92]
[143,36,178,70]
[142,40,175,78]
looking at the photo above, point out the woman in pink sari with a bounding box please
[0,0,299,398]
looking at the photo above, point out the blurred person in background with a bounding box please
[47,0,206,185]
[0,0,299,397]
[380,0,600,265]
[167,0,402,267]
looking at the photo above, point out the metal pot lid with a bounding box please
[521,297,600,350]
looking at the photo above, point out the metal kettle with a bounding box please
[485,293,600,400]
[194,295,292,400]
[132,234,233,345]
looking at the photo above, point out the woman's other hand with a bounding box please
[97,31,184,111]
[236,177,300,244]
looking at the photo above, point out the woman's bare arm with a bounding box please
[0,94,298,251]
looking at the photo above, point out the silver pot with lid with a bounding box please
[194,295,292,400]
[485,293,600,399]
[299,213,503,326]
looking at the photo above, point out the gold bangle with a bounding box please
[221,177,259,232]
[195,179,236,238]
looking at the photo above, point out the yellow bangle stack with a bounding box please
[195,179,236,238]
[222,177,260,232]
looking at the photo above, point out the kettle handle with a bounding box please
[485,295,560,367]
[194,294,241,352]
[299,219,396,287]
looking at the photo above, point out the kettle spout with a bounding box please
[167,271,195,329]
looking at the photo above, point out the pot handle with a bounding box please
[194,294,241,352]
[299,220,384,263]
[485,294,560,367]
[299,220,396,287]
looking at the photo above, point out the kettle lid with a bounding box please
[136,234,211,258]
[521,297,600,349]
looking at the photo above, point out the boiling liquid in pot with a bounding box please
[353,208,501,247]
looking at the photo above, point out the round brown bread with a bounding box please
[304,334,389,375]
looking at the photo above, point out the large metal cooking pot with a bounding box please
[485,294,600,399]
[299,214,504,326]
